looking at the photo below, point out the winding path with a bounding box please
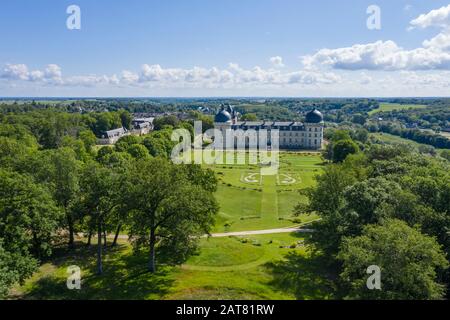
[79,220,318,240]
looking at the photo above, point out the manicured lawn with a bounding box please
[12,233,333,300]
[211,152,322,232]
[368,103,427,115]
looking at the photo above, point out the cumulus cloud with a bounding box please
[302,40,450,71]
[423,31,450,51]
[302,5,450,71]
[0,62,341,89]
[1,64,30,80]
[269,56,285,68]
[399,70,450,87]
[410,4,450,29]
[1,63,63,82]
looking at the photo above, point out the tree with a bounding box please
[78,163,119,274]
[60,136,91,162]
[295,162,363,256]
[46,148,81,248]
[127,158,218,272]
[96,146,114,162]
[0,240,37,298]
[142,131,175,158]
[440,149,450,161]
[0,169,61,296]
[338,220,448,300]
[126,144,151,160]
[115,135,141,152]
[352,128,369,143]
[78,129,97,152]
[0,169,62,259]
[332,139,359,163]
[351,114,366,125]
[153,115,180,130]
[119,110,132,130]
[241,113,258,121]
[331,129,351,142]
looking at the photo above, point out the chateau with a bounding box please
[214,105,324,150]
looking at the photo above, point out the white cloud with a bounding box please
[359,72,372,85]
[423,31,450,51]
[301,5,450,72]
[3,5,450,96]
[410,4,450,29]
[1,63,63,82]
[0,62,342,90]
[269,56,285,68]
[44,64,62,81]
[399,70,450,87]
[1,64,30,80]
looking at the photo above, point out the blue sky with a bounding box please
[1,0,450,97]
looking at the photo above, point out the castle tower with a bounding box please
[214,105,233,149]
[304,109,324,150]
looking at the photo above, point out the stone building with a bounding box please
[214,105,324,150]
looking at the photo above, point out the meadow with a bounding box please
[11,152,328,300]
[210,152,322,232]
[371,132,450,157]
[368,103,427,115]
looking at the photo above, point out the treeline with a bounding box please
[292,130,450,299]
[371,106,450,130]
[0,108,134,149]
[234,104,301,121]
[372,122,450,149]
[0,112,218,297]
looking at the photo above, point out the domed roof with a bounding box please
[225,104,234,114]
[305,109,323,123]
[215,109,232,123]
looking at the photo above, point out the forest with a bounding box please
[0,99,449,299]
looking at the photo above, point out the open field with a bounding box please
[371,132,450,157]
[368,103,427,115]
[11,152,327,300]
[209,152,323,232]
[11,233,333,300]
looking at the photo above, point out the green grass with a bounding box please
[11,151,329,300]
[211,152,322,232]
[371,132,423,147]
[368,103,427,115]
[371,132,450,158]
[12,233,333,300]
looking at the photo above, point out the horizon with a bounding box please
[1,96,450,100]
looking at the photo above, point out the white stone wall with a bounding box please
[214,123,324,150]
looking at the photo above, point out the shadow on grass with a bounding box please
[20,242,176,300]
[265,251,338,300]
